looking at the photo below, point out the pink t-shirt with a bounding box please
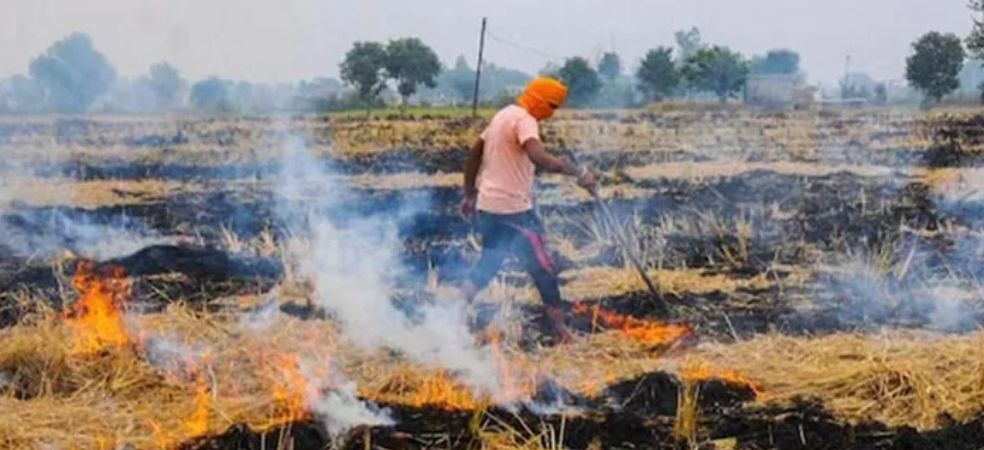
[477,105,540,214]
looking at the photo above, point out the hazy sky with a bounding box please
[1,0,974,87]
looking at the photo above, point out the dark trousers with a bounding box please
[468,210,563,307]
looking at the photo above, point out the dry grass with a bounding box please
[560,266,779,300]
[624,161,899,183]
[689,330,984,430]
[0,177,195,209]
[4,292,983,448]
[0,107,936,172]
[0,296,682,449]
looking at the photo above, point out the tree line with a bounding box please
[7,17,984,115]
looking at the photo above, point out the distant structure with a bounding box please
[744,73,814,109]
[956,59,984,101]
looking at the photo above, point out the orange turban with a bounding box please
[516,77,567,120]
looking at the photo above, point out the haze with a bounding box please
[1,0,973,86]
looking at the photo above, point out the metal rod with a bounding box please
[591,191,671,315]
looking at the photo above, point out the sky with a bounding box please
[0,0,975,87]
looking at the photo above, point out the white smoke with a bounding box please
[308,378,393,436]
[823,243,981,332]
[142,333,209,375]
[276,136,503,396]
[238,297,282,331]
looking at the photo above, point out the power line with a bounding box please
[485,29,562,61]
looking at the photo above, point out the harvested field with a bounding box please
[2,106,984,450]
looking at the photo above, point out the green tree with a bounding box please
[681,46,750,103]
[905,32,965,103]
[147,62,186,109]
[190,77,231,111]
[558,57,601,106]
[384,37,442,109]
[636,47,679,102]
[340,41,388,115]
[598,52,622,82]
[29,32,117,112]
[753,49,800,75]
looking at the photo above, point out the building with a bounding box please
[744,73,814,109]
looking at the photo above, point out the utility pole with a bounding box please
[472,17,487,119]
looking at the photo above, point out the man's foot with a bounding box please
[544,306,574,344]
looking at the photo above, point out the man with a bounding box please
[459,76,596,342]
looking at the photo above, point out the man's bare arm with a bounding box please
[525,138,597,192]
[523,138,579,176]
[463,138,484,197]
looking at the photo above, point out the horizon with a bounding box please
[1,0,976,87]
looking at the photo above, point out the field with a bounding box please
[1,104,984,450]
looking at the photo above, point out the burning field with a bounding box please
[2,106,984,449]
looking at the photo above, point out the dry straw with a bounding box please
[691,330,984,430]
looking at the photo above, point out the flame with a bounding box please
[266,353,312,424]
[183,375,209,437]
[679,360,764,398]
[486,325,535,404]
[578,372,619,397]
[66,260,130,355]
[572,302,692,347]
[410,370,478,410]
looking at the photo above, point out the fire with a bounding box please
[183,375,209,437]
[679,360,764,398]
[486,325,535,404]
[410,370,478,411]
[572,302,693,347]
[266,353,312,424]
[66,260,131,355]
[578,372,619,397]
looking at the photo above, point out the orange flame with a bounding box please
[486,325,535,404]
[183,375,209,437]
[66,261,130,355]
[266,353,312,424]
[679,361,764,398]
[410,370,478,411]
[572,302,692,347]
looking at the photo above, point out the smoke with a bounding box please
[297,358,393,436]
[0,161,168,261]
[0,207,169,260]
[238,297,281,331]
[275,135,504,396]
[823,247,980,332]
[142,333,209,375]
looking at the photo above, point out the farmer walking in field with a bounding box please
[459,76,596,343]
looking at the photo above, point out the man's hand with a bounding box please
[577,168,597,195]
[460,194,477,220]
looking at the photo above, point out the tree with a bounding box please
[681,46,750,103]
[968,1,984,58]
[675,27,705,62]
[190,77,231,111]
[29,33,117,112]
[753,49,800,75]
[0,75,45,113]
[340,41,388,114]
[446,55,475,105]
[147,62,185,109]
[383,38,442,109]
[636,47,680,102]
[558,57,601,106]
[905,32,965,103]
[598,52,622,82]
